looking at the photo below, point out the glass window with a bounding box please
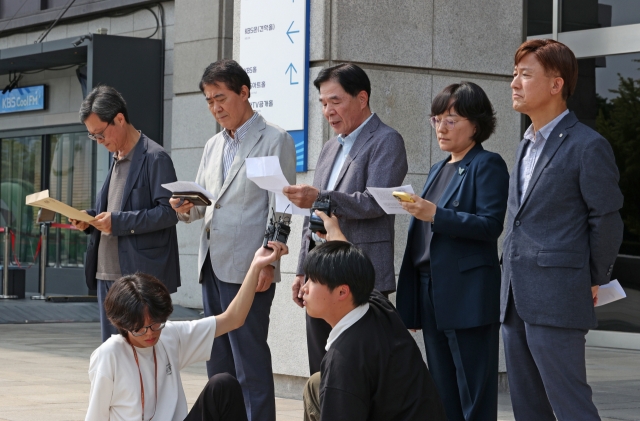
[527,0,640,37]
[0,136,42,266]
[0,132,93,270]
[568,52,640,333]
[48,133,94,268]
[527,0,553,37]
[562,0,640,33]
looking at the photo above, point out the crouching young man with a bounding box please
[85,242,287,421]
[301,212,446,421]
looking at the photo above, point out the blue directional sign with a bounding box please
[285,63,299,85]
[0,85,46,114]
[286,21,300,43]
[240,0,310,172]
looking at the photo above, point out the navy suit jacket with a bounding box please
[84,134,180,292]
[397,143,509,330]
[500,112,623,330]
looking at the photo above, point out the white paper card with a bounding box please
[245,156,306,215]
[367,185,415,215]
[161,181,216,201]
[596,279,626,307]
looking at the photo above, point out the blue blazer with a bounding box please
[397,143,509,330]
[84,134,180,292]
[500,112,623,330]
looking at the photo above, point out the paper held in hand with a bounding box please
[25,190,95,222]
[595,279,626,307]
[245,156,306,215]
[367,185,416,215]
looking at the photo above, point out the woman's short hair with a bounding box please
[199,59,251,98]
[303,241,375,306]
[514,39,578,100]
[431,82,497,144]
[104,273,173,337]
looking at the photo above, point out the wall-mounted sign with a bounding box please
[0,85,46,114]
[240,0,310,172]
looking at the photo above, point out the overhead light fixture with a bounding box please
[72,34,93,47]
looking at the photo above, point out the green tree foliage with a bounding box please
[596,63,640,240]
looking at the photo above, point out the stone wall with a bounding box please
[172,0,524,397]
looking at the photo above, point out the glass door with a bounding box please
[0,136,42,267]
[0,131,95,271]
[48,133,95,268]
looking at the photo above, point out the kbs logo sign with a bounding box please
[0,85,46,114]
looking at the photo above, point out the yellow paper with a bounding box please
[25,190,95,223]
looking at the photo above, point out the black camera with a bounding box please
[309,195,331,234]
[263,209,291,249]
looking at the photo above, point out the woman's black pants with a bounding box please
[419,270,499,421]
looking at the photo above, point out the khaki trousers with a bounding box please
[303,372,322,421]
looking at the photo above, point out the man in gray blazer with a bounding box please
[171,59,296,421]
[284,63,408,374]
[502,39,623,421]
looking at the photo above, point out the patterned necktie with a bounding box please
[223,137,240,181]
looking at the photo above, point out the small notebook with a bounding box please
[162,181,215,207]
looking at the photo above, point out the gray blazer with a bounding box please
[500,112,624,330]
[296,114,408,292]
[179,114,297,284]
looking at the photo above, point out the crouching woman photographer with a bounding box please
[85,241,288,421]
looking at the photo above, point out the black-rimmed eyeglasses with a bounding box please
[130,322,166,337]
[87,119,113,141]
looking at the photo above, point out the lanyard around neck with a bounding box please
[130,344,157,421]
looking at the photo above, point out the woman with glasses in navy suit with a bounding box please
[396,82,509,421]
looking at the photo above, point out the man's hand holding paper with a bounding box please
[245,156,306,215]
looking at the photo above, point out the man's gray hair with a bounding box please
[79,85,130,123]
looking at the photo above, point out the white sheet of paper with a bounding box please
[161,181,216,201]
[367,185,415,215]
[595,279,626,307]
[245,156,306,215]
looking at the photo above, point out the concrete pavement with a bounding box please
[0,322,638,420]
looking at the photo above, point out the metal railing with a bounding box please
[0,227,18,299]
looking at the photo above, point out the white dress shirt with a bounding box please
[325,303,370,351]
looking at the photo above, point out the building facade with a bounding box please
[1,0,638,395]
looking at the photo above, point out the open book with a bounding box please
[25,190,95,223]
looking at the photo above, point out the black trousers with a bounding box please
[185,373,248,421]
[419,271,499,421]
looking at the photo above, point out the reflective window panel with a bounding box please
[48,132,94,268]
[568,52,640,333]
[0,136,42,266]
[527,0,640,37]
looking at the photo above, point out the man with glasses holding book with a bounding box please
[71,85,181,343]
